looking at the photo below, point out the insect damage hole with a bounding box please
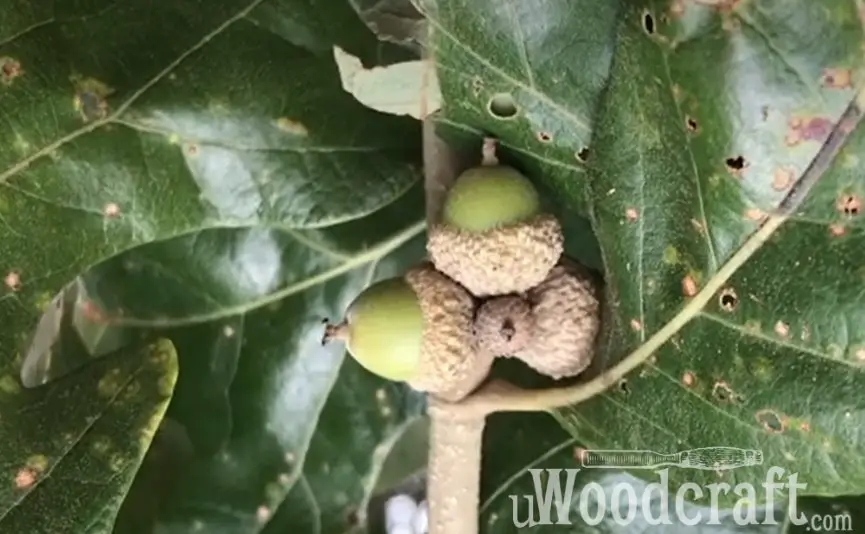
[618,379,630,394]
[718,288,738,311]
[755,409,786,433]
[686,116,699,132]
[836,193,861,216]
[487,93,518,119]
[725,155,746,173]
[642,11,656,34]
[536,131,553,143]
[576,147,590,162]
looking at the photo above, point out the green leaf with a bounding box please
[552,0,865,499]
[113,218,428,533]
[421,0,621,212]
[430,0,865,511]
[0,338,177,531]
[3,0,423,387]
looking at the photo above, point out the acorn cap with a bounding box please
[427,213,564,297]
[473,295,535,356]
[514,259,601,379]
[404,262,494,402]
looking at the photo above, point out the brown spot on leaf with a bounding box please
[682,371,696,387]
[682,274,698,297]
[771,167,794,191]
[103,202,120,218]
[186,144,199,156]
[744,207,767,222]
[536,131,552,143]
[275,117,308,136]
[630,319,642,331]
[719,288,738,311]
[4,272,21,291]
[836,193,861,216]
[830,223,846,236]
[0,57,23,85]
[625,208,639,222]
[712,381,742,403]
[799,421,810,432]
[755,409,786,433]
[471,77,483,97]
[785,116,833,146]
[821,68,853,89]
[773,320,790,338]
[72,77,113,122]
[15,467,36,489]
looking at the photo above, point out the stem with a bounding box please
[426,398,486,534]
[480,137,498,166]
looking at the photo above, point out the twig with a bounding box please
[420,37,483,534]
[426,399,485,534]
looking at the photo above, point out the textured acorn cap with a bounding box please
[427,213,564,297]
[514,259,601,379]
[473,295,535,356]
[404,262,494,402]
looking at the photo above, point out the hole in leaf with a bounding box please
[536,131,552,143]
[719,288,738,311]
[642,11,655,34]
[755,410,785,433]
[837,194,861,216]
[576,147,590,162]
[686,116,699,132]
[725,155,745,171]
[488,93,518,119]
[618,379,630,394]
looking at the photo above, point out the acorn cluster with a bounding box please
[322,139,601,402]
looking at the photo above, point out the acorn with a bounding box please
[427,138,564,297]
[322,262,494,402]
[472,259,601,379]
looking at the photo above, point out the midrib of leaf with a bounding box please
[110,219,425,328]
[0,0,268,186]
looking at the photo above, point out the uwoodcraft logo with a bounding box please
[508,447,853,531]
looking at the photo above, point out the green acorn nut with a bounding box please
[322,263,494,402]
[427,141,564,297]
